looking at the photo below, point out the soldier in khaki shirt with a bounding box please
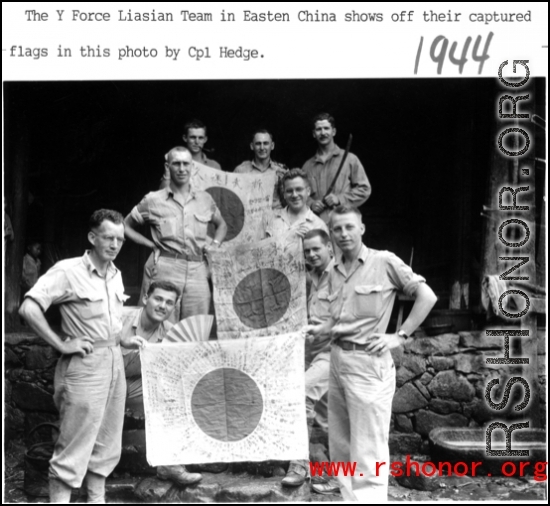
[181,119,222,171]
[125,147,227,321]
[122,280,203,486]
[282,228,334,489]
[306,205,436,502]
[159,120,222,189]
[20,209,142,503]
[265,169,328,244]
[302,113,371,224]
[234,129,288,211]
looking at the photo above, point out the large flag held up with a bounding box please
[191,164,276,244]
[207,238,308,340]
[140,332,308,466]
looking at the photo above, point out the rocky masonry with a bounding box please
[4,328,547,502]
[389,329,546,456]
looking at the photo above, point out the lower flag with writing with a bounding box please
[140,332,308,465]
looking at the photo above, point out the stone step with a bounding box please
[134,472,313,502]
[115,425,338,502]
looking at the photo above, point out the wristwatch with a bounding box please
[212,240,221,247]
[397,329,409,343]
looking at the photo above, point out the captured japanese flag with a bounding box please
[140,332,308,465]
[207,238,308,340]
[192,165,275,244]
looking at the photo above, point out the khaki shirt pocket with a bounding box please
[114,288,127,311]
[352,284,383,319]
[317,290,330,301]
[158,216,178,240]
[316,290,332,307]
[110,288,127,334]
[312,290,334,321]
[74,286,104,320]
[193,212,212,242]
[328,291,342,319]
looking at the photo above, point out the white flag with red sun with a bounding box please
[140,332,308,465]
[191,164,276,244]
[207,238,308,340]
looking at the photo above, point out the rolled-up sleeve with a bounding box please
[130,194,152,225]
[25,265,74,312]
[385,252,426,297]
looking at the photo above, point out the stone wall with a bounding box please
[389,329,547,456]
[5,329,547,453]
[5,332,60,445]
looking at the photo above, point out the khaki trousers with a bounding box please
[50,346,126,488]
[305,351,330,423]
[289,350,331,470]
[139,253,210,321]
[329,346,395,502]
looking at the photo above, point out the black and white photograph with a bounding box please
[4,76,546,502]
[3,2,548,504]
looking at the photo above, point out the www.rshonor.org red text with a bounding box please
[310,456,548,482]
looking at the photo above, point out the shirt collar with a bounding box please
[334,244,369,270]
[251,158,273,172]
[278,206,315,222]
[164,183,197,201]
[133,307,170,337]
[83,250,118,278]
[314,143,341,162]
[324,257,336,274]
[131,307,144,330]
[311,258,335,285]
[304,208,317,223]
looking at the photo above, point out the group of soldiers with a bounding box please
[19,112,437,503]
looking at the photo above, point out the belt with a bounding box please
[66,337,119,348]
[159,250,204,262]
[334,340,370,352]
[94,338,119,348]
